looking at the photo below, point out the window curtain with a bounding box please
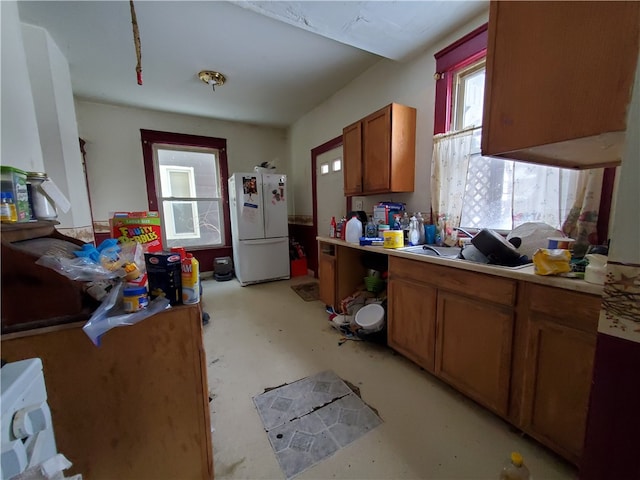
[561,168,604,246]
[430,127,475,230]
[431,128,604,246]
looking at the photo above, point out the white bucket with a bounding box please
[355,304,385,332]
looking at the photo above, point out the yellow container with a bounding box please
[383,230,404,249]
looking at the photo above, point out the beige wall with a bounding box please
[74,101,289,227]
[287,11,489,218]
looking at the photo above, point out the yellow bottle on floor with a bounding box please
[499,452,530,480]
[181,253,200,304]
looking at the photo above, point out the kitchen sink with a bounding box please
[399,245,533,270]
[398,245,460,259]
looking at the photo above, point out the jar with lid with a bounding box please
[26,172,57,220]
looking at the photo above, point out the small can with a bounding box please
[123,286,149,313]
[383,230,404,249]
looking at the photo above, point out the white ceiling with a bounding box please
[17,1,488,128]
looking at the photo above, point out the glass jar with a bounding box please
[26,172,57,220]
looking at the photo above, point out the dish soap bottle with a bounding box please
[408,216,420,246]
[415,212,425,245]
[366,215,377,238]
[330,216,336,238]
[499,452,530,480]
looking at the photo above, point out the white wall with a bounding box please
[22,24,92,233]
[75,101,289,226]
[1,1,44,172]
[609,54,640,265]
[288,11,489,218]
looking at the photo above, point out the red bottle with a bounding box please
[330,216,336,237]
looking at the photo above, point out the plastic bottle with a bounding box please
[329,216,337,238]
[408,216,420,246]
[366,215,378,238]
[499,452,530,480]
[1,192,18,223]
[345,215,362,244]
[415,212,425,245]
[182,253,200,304]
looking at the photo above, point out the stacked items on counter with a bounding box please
[1,165,70,223]
[327,202,440,248]
[32,211,202,345]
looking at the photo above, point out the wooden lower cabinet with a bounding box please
[387,278,437,372]
[518,284,599,464]
[318,251,336,307]
[386,255,599,465]
[435,292,514,417]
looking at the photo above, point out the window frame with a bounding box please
[141,129,232,267]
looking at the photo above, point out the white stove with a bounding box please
[1,359,57,480]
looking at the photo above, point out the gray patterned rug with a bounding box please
[253,370,382,479]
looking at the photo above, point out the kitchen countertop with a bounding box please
[317,236,603,296]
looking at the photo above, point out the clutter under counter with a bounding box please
[317,236,601,465]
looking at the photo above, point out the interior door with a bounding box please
[316,146,345,237]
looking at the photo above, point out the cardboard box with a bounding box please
[145,252,182,305]
[1,166,31,222]
[111,211,163,252]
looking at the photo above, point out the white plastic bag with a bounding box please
[82,282,170,346]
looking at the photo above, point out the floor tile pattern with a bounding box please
[253,370,382,479]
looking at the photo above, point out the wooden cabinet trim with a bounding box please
[389,256,516,306]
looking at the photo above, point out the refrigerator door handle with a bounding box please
[242,238,286,245]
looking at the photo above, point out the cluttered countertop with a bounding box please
[317,235,604,296]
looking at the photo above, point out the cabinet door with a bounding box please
[342,122,363,195]
[318,252,336,308]
[435,292,513,416]
[482,1,639,168]
[362,106,391,193]
[387,278,437,372]
[521,315,595,463]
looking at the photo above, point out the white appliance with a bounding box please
[228,172,290,286]
[1,359,57,479]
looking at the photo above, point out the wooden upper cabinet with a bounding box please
[482,1,640,169]
[343,121,363,195]
[342,103,416,195]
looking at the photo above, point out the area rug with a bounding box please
[253,370,382,479]
[290,282,320,302]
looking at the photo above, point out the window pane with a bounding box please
[169,171,192,197]
[453,61,485,131]
[321,163,329,175]
[171,202,197,234]
[332,159,342,172]
[162,199,222,248]
[157,148,219,197]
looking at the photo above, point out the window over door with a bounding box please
[141,130,231,252]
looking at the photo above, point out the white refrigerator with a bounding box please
[228,172,290,286]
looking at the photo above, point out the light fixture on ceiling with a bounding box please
[198,70,226,92]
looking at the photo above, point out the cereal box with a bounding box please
[111,211,163,252]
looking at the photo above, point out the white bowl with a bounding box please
[355,304,385,332]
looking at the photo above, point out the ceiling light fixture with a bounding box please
[198,70,226,92]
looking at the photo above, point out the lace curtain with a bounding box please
[431,128,604,246]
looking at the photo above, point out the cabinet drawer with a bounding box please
[527,284,600,333]
[389,256,516,306]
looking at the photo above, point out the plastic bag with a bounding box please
[82,281,170,346]
[36,254,123,281]
[533,248,571,275]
